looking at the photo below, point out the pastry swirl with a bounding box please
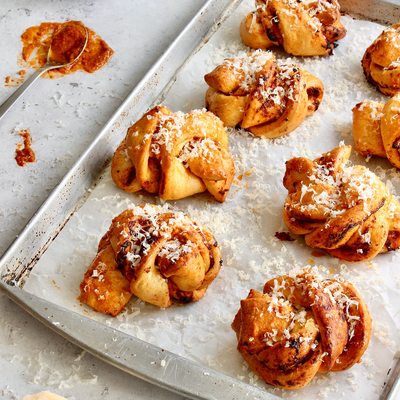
[352,94,400,169]
[362,23,400,96]
[79,204,222,315]
[205,51,323,138]
[232,267,372,389]
[282,145,400,262]
[111,106,235,203]
[240,0,346,56]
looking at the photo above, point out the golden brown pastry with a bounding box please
[111,106,235,203]
[240,0,346,56]
[19,393,67,400]
[362,23,400,96]
[353,94,400,169]
[232,267,372,389]
[205,51,324,138]
[80,204,222,315]
[282,145,400,262]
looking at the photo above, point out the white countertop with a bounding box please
[0,1,207,398]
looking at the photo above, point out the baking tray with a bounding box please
[1,0,400,399]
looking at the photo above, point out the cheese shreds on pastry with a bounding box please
[352,94,400,169]
[111,106,235,203]
[362,23,400,96]
[232,267,372,389]
[240,0,346,56]
[205,51,324,138]
[80,204,222,314]
[282,145,400,262]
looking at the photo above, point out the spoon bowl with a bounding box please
[0,23,88,121]
[47,23,88,67]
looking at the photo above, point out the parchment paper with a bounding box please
[23,1,400,398]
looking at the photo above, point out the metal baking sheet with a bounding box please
[1,1,400,399]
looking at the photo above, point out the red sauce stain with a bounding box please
[52,279,61,290]
[4,72,25,88]
[6,20,113,87]
[21,21,114,77]
[311,250,326,258]
[15,129,36,167]
[234,169,254,187]
[234,174,249,188]
[234,181,248,188]
[275,231,295,241]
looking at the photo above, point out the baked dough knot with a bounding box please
[240,0,346,56]
[362,23,400,96]
[232,267,372,389]
[111,106,235,203]
[282,145,400,262]
[205,51,324,138]
[79,204,222,316]
[353,94,400,169]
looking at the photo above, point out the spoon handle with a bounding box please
[0,67,47,122]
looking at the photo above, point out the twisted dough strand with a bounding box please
[205,51,323,138]
[282,145,400,262]
[353,94,400,169]
[111,106,235,202]
[232,267,372,389]
[80,204,221,315]
[240,0,346,56]
[362,23,400,96]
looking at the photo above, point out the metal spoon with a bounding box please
[0,23,88,121]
